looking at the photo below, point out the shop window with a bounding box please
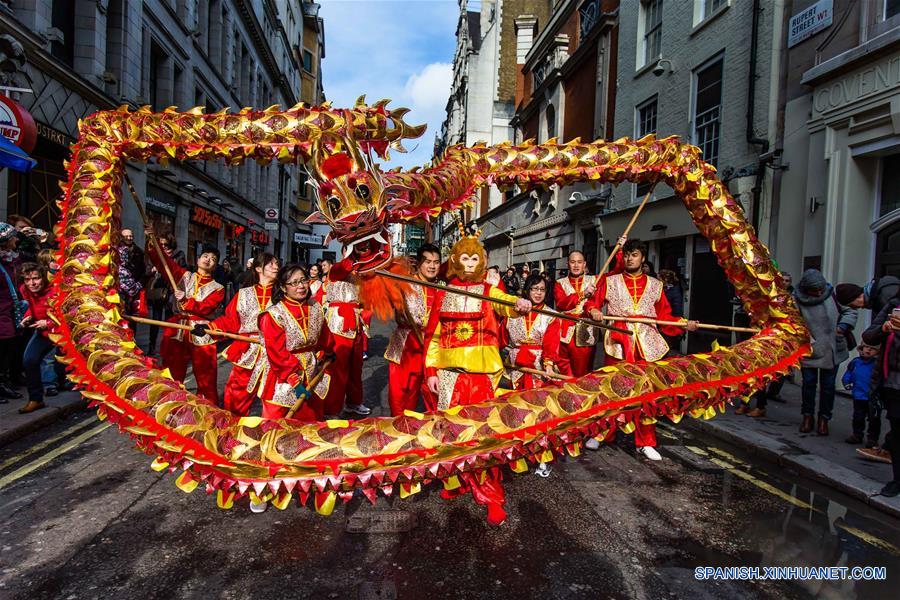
[880,154,900,216]
[692,56,723,167]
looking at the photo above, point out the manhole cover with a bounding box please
[358,580,398,600]
[346,510,417,533]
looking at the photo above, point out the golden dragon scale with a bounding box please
[49,102,808,514]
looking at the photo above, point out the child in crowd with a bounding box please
[842,343,881,447]
[17,262,67,413]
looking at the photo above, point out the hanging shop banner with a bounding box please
[0,94,37,153]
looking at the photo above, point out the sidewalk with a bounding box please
[683,381,900,518]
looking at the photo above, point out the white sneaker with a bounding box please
[637,446,662,461]
[534,462,552,478]
[585,437,601,451]
[249,499,268,513]
[346,403,371,416]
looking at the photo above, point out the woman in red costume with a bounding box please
[502,272,569,390]
[257,265,332,421]
[201,253,278,416]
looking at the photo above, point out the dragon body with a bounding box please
[50,101,808,516]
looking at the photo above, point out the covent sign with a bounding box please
[813,53,900,115]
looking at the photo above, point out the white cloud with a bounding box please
[405,62,452,110]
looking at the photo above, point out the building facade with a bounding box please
[0,0,325,267]
[473,0,619,280]
[778,0,900,337]
[607,0,782,351]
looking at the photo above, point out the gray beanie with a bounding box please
[799,269,827,292]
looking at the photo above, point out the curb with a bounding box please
[683,417,900,520]
[0,396,88,448]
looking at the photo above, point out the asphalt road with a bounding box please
[1,321,899,599]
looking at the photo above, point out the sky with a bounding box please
[318,0,459,170]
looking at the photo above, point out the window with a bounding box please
[579,0,602,42]
[546,104,556,140]
[887,0,900,20]
[303,49,314,73]
[880,154,900,216]
[692,58,723,167]
[105,0,127,92]
[148,41,164,110]
[635,97,658,196]
[641,0,663,67]
[702,0,727,19]
[50,0,75,66]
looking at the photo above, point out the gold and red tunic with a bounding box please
[207,283,273,392]
[585,272,683,362]
[258,298,331,411]
[554,274,598,347]
[385,276,435,364]
[502,305,567,389]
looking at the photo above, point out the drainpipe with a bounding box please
[747,0,769,232]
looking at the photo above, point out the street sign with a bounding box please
[293,232,324,246]
[264,222,278,230]
[264,208,279,220]
[788,0,832,48]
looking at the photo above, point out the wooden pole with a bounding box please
[503,363,572,382]
[286,358,334,419]
[122,170,180,293]
[599,314,761,334]
[597,183,657,278]
[125,315,260,344]
[374,269,633,336]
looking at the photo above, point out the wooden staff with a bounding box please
[504,363,572,382]
[597,183,657,278]
[599,314,760,334]
[122,170,179,292]
[125,315,259,344]
[374,269,633,336]
[286,358,334,419]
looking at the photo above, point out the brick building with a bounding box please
[0,0,325,266]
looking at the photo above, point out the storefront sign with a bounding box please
[293,232,324,246]
[788,0,832,48]
[190,205,223,229]
[250,229,269,245]
[146,195,177,217]
[226,221,246,238]
[813,52,900,114]
[0,95,37,152]
[36,121,74,148]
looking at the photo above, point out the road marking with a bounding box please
[703,454,900,556]
[0,417,98,472]
[0,423,111,491]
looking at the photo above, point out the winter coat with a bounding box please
[862,297,900,417]
[866,275,900,316]
[794,283,856,369]
[664,283,684,317]
[19,283,52,338]
[0,257,21,339]
[841,356,876,401]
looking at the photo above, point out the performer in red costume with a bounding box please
[424,229,532,410]
[257,265,331,421]
[585,239,698,460]
[321,257,371,417]
[144,226,224,405]
[503,272,569,391]
[553,239,624,377]
[385,243,441,415]
[201,253,278,416]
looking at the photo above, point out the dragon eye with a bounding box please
[326,196,341,216]
[355,184,371,201]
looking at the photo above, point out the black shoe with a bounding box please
[44,386,58,397]
[881,481,900,497]
[0,384,22,400]
[845,434,862,444]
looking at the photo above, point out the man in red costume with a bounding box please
[385,243,441,415]
[202,253,278,415]
[554,240,624,376]
[424,231,532,410]
[584,239,698,460]
[321,257,370,417]
[144,226,224,405]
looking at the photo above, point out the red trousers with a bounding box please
[323,334,364,415]
[222,364,263,417]
[561,343,596,377]
[160,337,219,405]
[261,398,320,422]
[439,371,496,409]
[388,351,437,414]
[602,354,656,447]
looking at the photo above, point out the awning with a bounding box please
[0,133,36,172]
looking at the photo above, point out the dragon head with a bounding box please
[304,137,410,273]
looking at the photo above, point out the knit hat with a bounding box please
[798,269,827,292]
[835,283,864,306]
[0,223,16,243]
